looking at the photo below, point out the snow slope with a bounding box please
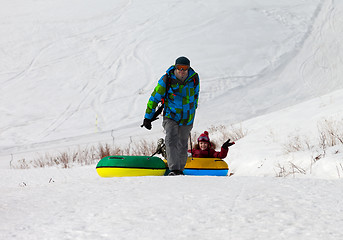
[1,0,342,176]
[1,0,339,152]
[2,168,343,240]
[1,0,343,239]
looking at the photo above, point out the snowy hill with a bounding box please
[2,1,343,239]
[1,0,343,177]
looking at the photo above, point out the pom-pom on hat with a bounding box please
[198,131,210,143]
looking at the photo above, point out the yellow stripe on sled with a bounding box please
[185,157,228,170]
[96,167,166,177]
[163,157,228,170]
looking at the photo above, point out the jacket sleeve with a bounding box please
[212,147,229,159]
[144,75,168,120]
[194,75,200,109]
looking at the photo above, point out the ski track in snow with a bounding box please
[36,2,135,139]
[1,0,331,153]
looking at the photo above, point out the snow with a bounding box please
[1,0,343,239]
[2,168,343,240]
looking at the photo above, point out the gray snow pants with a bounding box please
[162,117,193,171]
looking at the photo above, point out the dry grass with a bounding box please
[283,119,343,155]
[10,140,158,169]
[275,162,306,178]
[283,135,313,154]
[317,119,343,148]
[10,124,247,169]
[278,118,343,177]
[209,124,247,143]
[98,144,123,159]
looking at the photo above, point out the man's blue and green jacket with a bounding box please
[144,65,199,125]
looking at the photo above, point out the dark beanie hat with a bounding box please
[175,56,190,66]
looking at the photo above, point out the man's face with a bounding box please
[175,65,189,81]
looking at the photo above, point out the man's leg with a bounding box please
[178,124,193,171]
[163,118,180,171]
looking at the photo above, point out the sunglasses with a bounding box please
[175,64,189,71]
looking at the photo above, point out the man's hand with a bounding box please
[141,118,152,130]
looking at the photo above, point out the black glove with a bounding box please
[141,118,152,130]
[222,139,235,149]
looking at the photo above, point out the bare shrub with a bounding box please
[10,139,159,169]
[10,122,248,169]
[275,163,287,177]
[281,118,343,156]
[98,144,116,159]
[280,118,343,177]
[79,147,95,166]
[317,119,343,147]
[208,124,247,143]
[318,131,327,157]
[283,134,312,153]
[32,155,48,168]
[228,124,248,141]
[289,162,306,175]
[11,159,30,169]
[275,162,306,178]
[130,139,157,156]
[56,152,70,168]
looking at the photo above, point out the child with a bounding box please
[189,131,235,158]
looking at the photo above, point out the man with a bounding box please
[142,56,200,175]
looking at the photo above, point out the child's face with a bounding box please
[199,141,209,150]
